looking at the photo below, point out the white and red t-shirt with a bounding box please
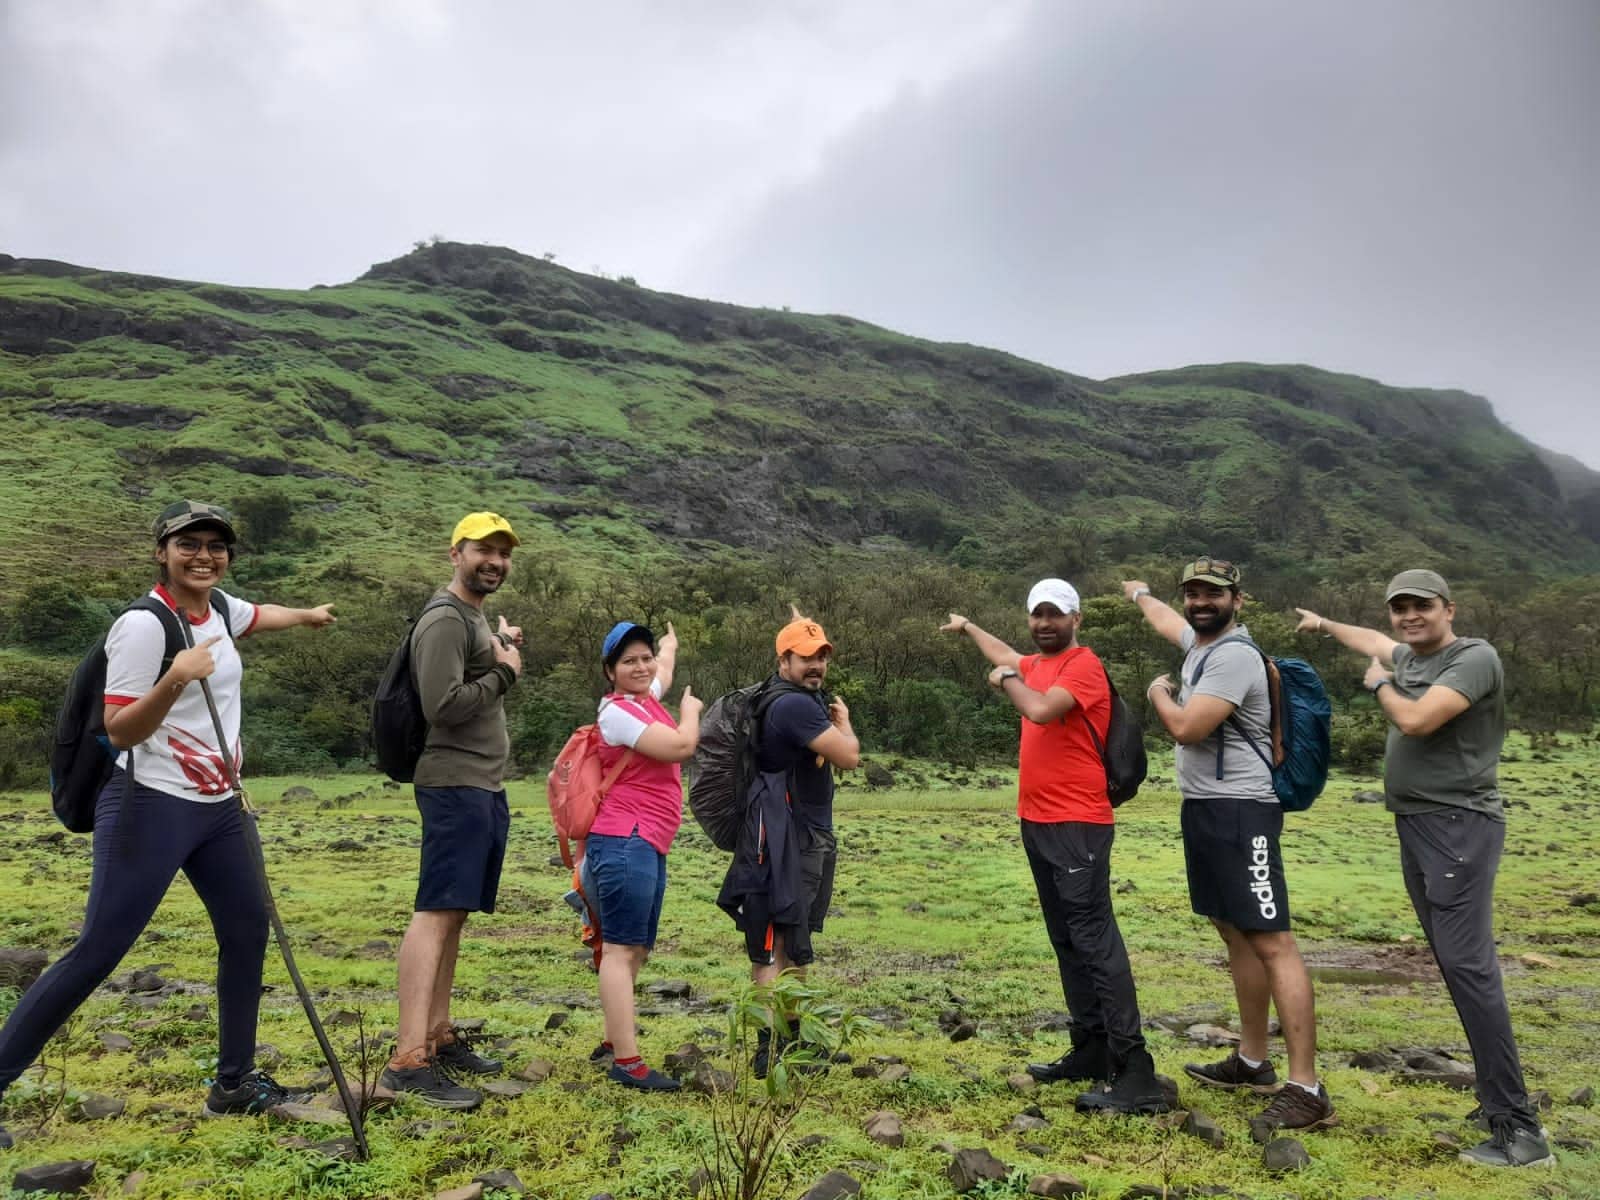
[103,585,259,802]
[591,679,684,854]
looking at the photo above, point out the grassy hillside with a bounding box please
[1,241,1596,598]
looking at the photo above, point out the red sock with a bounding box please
[614,1054,648,1079]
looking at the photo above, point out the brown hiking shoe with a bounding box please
[1184,1051,1280,1092]
[1250,1082,1338,1139]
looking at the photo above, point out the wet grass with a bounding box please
[0,734,1597,1198]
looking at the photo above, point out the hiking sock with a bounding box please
[1237,1053,1265,1070]
[613,1055,649,1081]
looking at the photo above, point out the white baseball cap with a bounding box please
[1026,578,1081,616]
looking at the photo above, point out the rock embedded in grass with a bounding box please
[11,1160,97,1195]
[863,1111,904,1146]
[1262,1137,1310,1172]
[946,1148,1009,1192]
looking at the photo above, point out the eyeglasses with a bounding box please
[172,537,230,557]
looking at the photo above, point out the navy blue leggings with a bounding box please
[0,770,268,1095]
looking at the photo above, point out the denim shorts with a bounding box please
[586,828,668,948]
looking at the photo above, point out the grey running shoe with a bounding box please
[1459,1116,1556,1168]
[436,1031,502,1076]
[202,1069,290,1117]
[1251,1082,1338,1135]
[1028,1039,1109,1084]
[1184,1051,1280,1092]
[380,1058,483,1110]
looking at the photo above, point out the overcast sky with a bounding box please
[3,0,1596,465]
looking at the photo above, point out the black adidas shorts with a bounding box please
[1180,798,1291,932]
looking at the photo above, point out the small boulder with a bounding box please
[11,1161,97,1194]
[472,1169,525,1193]
[946,1148,1009,1192]
[1181,1109,1225,1149]
[1263,1137,1310,1172]
[863,1111,904,1147]
[1027,1175,1085,1198]
[799,1170,861,1200]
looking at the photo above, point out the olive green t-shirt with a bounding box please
[411,591,516,791]
[1383,637,1504,820]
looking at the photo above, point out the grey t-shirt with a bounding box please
[1383,638,1504,820]
[1175,624,1277,803]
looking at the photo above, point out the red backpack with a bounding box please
[546,719,634,869]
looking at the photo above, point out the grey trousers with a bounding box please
[1395,808,1536,1128]
[1021,819,1146,1069]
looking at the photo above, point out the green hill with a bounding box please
[2,240,1596,592]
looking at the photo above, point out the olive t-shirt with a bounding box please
[1383,638,1504,819]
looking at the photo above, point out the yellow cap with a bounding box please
[451,511,520,546]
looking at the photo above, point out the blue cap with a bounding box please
[601,621,654,664]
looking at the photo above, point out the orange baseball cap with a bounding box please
[776,617,832,657]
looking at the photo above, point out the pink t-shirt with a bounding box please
[590,680,684,855]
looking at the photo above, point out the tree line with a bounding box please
[1,549,1596,790]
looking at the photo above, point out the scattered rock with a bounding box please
[0,947,50,992]
[71,1094,125,1121]
[435,1186,484,1200]
[311,1136,362,1161]
[1027,1174,1086,1198]
[863,1111,904,1147]
[799,1169,861,1200]
[473,1168,525,1193]
[946,1148,1009,1192]
[99,1033,133,1052]
[268,1102,348,1127]
[878,1064,912,1083]
[11,1161,97,1194]
[1182,1109,1226,1148]
[1568,1084,1594,1106]
[1262,1137,1310,1172]
[481,1080,530,1099]
[514,1058,554,1083]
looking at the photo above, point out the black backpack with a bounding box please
[50,594,231,832]
[688,677,818,850]
[1080,665,1148,807]
[371,596,468,783]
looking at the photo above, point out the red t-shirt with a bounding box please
[1017,646,1113,824]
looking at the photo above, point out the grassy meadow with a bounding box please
[1,736,1597,1199]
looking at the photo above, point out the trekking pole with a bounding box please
[176,610,370,1160]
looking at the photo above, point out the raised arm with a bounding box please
[1122,580,1188,647]
[940,614,1023,670]
[1294,608,1398,668]
[250,602,337,634]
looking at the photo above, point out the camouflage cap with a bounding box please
[153,500,238,544]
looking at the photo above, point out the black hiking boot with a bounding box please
[202,1069,290,1118]
[436,1029,502,1076]
[380,1055,483,1111]
[1184,1050,1280,1092]
[1459,1115,1556,1168]
[1074,1048,1170,1115]
[1249,1081,1338,1139]
[608,1062,682,1092]
[1027,1038,1110,1085]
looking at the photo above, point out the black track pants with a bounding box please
[1396,809,1537,1128]
[0,770,268,1095]
[1021,819,1146,1069]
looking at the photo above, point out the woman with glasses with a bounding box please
[0,501,335,1146]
